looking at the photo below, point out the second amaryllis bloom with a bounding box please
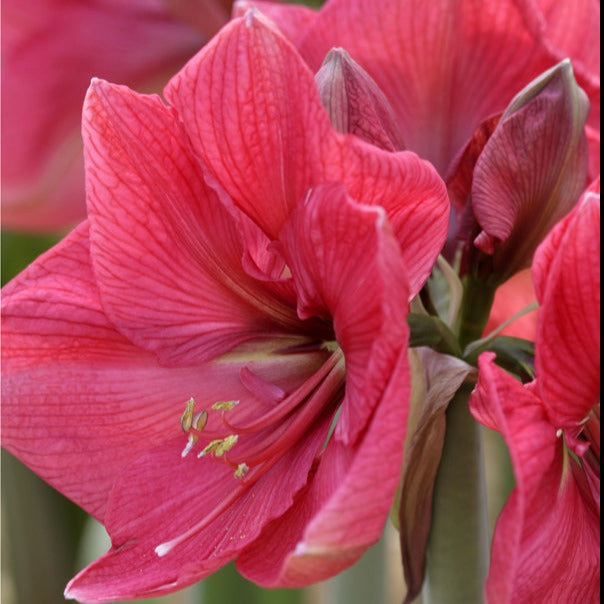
[470,181,600,603]
[1,12,449,603]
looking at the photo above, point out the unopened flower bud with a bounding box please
[315,47,405,151]
[469,59,589,283]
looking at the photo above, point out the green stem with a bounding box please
[457,275,497,349]
[421,383,489,604]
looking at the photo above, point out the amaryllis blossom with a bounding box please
[1,0,237,231]
[470,181,600,602]
[237,0,600,177]
[1,12,449,602]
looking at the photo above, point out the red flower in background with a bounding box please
[1,13,449,602]
[470,181,600,602]
[1,0,235,231]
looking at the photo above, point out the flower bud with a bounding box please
[469,59,589,283]
[315,47,405,151]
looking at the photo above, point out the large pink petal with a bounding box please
[83,79,304,366]
[65,412,332,602]
[237,351,408,586]
[235,185,411,586]
[265,0,551,175]
[1,223,326,520]
[470,354,599,603]
[279,184,410,444]
[1,0,206,231]
[531,190,600,426]
[536,0,600,129]
[165,11,449,296]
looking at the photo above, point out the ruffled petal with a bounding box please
[237,351,408,587]
[532,189,600,425]
[279,184,410,444]
[235,184,411,586]
[83,78,302,366]
[1,0,205,231]
[1,223,326,520]
[470,354,600,603]
[165,11,449,296]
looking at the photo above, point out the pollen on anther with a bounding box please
[198,434,239,458]
[234,463,249,479]
[212,400,240,411]
[192,410,208,431]
[180,398,196,432]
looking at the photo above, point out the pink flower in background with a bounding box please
[238,0,599,176]
[1,13,449,602]
[1,0,235,231]
[470,181,600,603]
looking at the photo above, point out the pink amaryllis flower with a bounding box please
[470,181,600,602]
[237,0,600,177]
[1,0,236,231]
[1,12,449,602]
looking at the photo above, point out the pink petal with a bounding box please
[268,0,551,175]
[235,185,411,586]
[471,60,589,281]
[1,223,326,520]
[237,351,409,587]
[470,354,600,603]
[232,0,319,45]
[165,11,449,296]
[536,0,600,129]
[532,189,600,426]
[1,0,206,231]
[483,269,537,339]
[83,78,302,366]
[65,413,332,602]
[279,184,410,444]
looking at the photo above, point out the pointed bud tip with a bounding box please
[503,58,587,120]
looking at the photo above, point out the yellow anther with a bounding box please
[192,410,208,431]
[198,434,239,458]
[211,400,240,411]
[180,398,196,432]
[234,463,249,479]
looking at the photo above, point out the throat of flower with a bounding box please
[156,348,345,557]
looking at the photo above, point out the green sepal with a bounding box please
[465,335,535,381]
[408,313,462,357]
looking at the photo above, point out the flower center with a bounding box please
[155,348,346,557]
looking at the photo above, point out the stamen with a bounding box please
[180,398,196,432]
[181,433,198,458]
[211,400,240,411]
[234,463,249,479]
[197,435,239,458]
[192,410,208,431]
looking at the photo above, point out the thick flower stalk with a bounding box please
[470,182,600,602]
[1,12,449,603]
[1,0,237,231]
